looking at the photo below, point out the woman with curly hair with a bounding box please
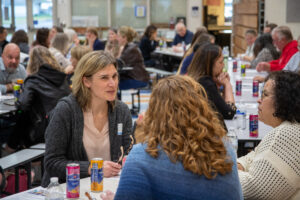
[101,75,242,200]
[238,71,300,200]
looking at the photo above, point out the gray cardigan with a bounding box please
[41,95,133,187]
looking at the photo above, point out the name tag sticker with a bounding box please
[118,123,123,135]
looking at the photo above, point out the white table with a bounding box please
[154,48,184,59]
[0,95,16,116]
[2,176,120,200]
[29,143,46,150]
[0,149,45,170]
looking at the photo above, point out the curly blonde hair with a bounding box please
[137,75,233,179]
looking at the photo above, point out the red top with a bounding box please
[269,40,298,71]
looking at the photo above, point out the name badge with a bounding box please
[117,123,123,135]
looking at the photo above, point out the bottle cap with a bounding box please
[50,177,58,183]
[16,79,23,84]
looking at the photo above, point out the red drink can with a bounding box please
[66,163,80,198]
[236,80,242,96]
[233,61,238,72]
[253,81,259,97]
[90,158,103,192]
[249,114,258,137]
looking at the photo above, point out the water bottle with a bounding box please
[45,177,64,200]
[235,109,246,130]
[227,127,238,155]
[182,41,186,52]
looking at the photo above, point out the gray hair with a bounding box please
[51,33,69,55]
[272,26,293,41]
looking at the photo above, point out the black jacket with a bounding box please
[139,36,158,61]
[10,64,71,147]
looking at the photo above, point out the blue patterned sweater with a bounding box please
[114,142,243,200]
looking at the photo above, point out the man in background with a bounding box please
[241,29,257,62]
[0,43,26,94]
[256,26,298,72]
[0,26,8,56]
[172,22,194,47]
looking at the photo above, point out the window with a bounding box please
[224,0,233,23]
[33,0,53,28]
[111,0,147,28]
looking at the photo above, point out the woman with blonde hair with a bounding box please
[5,46,70,151]
[117,26,149,89]
[101,75,242,200]
[41,51,133,187]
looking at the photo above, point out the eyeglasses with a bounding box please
[117,135,134,165]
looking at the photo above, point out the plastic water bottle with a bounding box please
[235,103,246,130]
[182,41,186,52]
[45,177,64,200]
[227,127,238,155]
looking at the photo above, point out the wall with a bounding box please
[265,0,300,39]
[186,0,203,32]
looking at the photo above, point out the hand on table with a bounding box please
[256,62,270,72]
[104,161,122,177]
[100,190,115,200]
[253,75,265,83]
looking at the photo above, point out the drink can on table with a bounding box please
[241,64,246,77]
[90,158,103,192]
[66,163,80,198]
[249,114,259,137]
[253,81,259,97]
[13,84,21,102]
[236,80,242,96]
[233,60,238,72]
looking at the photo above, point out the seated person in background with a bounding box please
[4,46,71,152]
[64,28,80,59]
[256,26,298,72]
[101,75,242,200]
[85,27,105,51]
[238,71,300,200]
[31,28,50,48]
[105,28,120,58]
[64,45,92,82]
[41,51,133,187]
[176,26,208,74]
[172,22,194,47]
[283,35,300,73]
[49,33,72,69]
[139,25,158,67]
[117,26,149,90]
[179,33,213,75]
[0,43,26,94]
[249,33,280,69]
[11,29,29,54]
[241,29,257,62]
[188,43,236,128]
[0,26,8,56]
[263,23,277,34]
[48,25,64,44]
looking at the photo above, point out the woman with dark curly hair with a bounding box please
[101,75,242,200]
[238,71,300,200]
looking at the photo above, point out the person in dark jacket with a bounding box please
[188,43,236,129]
[117,26,149,90]
[85,27,105,51]
[41,51,133,187]
[139,25,158,67]
[0,26,8,56]
[5,46,71,152]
